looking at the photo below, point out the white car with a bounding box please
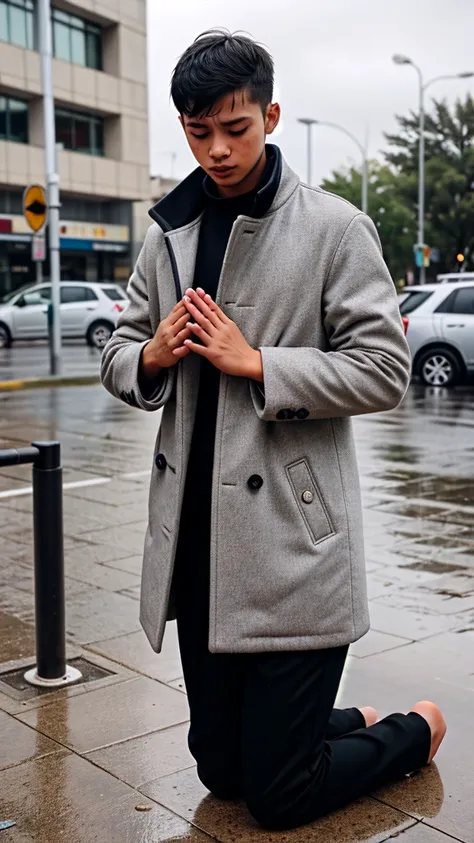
[399,281,474,387]
[0,281,128,349]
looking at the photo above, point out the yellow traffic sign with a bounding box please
[23,184,47,233]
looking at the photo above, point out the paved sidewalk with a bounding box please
[0,384,473,842]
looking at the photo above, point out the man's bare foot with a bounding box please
[359,706,378,727]
[410,701,446,763]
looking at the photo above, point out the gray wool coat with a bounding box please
[101,154,411,655]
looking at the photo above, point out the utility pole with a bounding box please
[297,118,317,185]
[299,118,368,213]
[38,0,61,375]
[393,55,474,284]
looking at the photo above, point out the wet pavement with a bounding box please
[0,382,473,842]
[0,343,100,381]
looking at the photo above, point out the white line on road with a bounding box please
[0,469,150,500]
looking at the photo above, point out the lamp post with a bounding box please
[299,118,368,214]
[297,118,318,185]
[392,55,473,284]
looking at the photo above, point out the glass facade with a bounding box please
[0,95,28,142]
[52,8,102,70]
[55,108,104,156]
[0,0,34,49]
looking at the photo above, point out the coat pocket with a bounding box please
[285,458,335,546]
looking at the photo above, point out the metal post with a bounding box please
[23,441,81,687]
[418,73,426,284]
[38,0,61,375]
[306,122,312,186]
[361,156,368,215]
[36,260,43,285]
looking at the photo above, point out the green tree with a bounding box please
[321,162,415,282]
[384,95,474,273]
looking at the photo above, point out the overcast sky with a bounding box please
[147,0,474,186]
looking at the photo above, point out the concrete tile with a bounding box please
[354,631,474,692]
[140,767,416,843]
[0,710,61,771]
[87,722,193,788]
[86,623,182,684]
[350,630,411,659]
[373,588,474,617]
[18,676,189,752]
[85,525,145,554]
[168,677,186,693]
[368,602,467,641]
[64,541,136,566]
[102,555,143,575]
[390,824,460,842]
[64,589,142,643]
[65,559,140,592]
[0,751,210,843]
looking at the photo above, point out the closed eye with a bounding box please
[229,127,248,136]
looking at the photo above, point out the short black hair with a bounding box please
[171,29,274,117]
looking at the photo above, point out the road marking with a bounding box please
[0,470,150,500]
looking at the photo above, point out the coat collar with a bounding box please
[149,145,299,233]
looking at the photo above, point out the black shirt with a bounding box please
[176,150,280,562]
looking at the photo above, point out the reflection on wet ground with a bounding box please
[0,382,473,842]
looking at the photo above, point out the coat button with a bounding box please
[296,408,309,420]
[248,474,263,490]
[155,453,167,471]
[302,490,314,504]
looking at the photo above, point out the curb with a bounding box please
[0,374,101,392]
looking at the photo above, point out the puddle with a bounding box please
[372,501,447,519]
[0,609,36,663]
[372,445,421,464]
[410,535,472,550]
[402,560,468,575]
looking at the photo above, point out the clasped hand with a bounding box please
[178,288,263,381]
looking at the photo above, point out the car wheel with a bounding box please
[0,323,12,348]
[417,347,461,388]
[87,321,113,349]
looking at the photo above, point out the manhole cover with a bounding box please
[0,657,115,700]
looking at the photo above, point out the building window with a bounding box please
[55,108,104,156]
[0,0,34,49]
[0,95,28,142]
[52,8,102,70]
[0,189,23,214]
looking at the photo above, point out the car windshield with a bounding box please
[102,287,127,301]
[1,284,34,304]
[398,290,433,315]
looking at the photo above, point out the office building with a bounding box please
[0,0,149,297]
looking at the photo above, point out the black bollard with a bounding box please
[0,441,81,687]
[31,441,66,681]
[23,441,82,688]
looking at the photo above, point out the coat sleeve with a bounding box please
[100,226,176,412]
[249,213,411,421]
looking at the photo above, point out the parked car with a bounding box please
[398,281,474,387]
[436,272,474,283]
[0,282,128,349]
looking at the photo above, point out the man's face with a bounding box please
[180,90,280,194]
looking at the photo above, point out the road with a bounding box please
[0,382,473,842]
[0,341,101,381]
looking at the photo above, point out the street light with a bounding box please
[392,54,474,283]
[298,118,369,214]
[297,118,318,186]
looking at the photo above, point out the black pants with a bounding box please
[174,493,431,829]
